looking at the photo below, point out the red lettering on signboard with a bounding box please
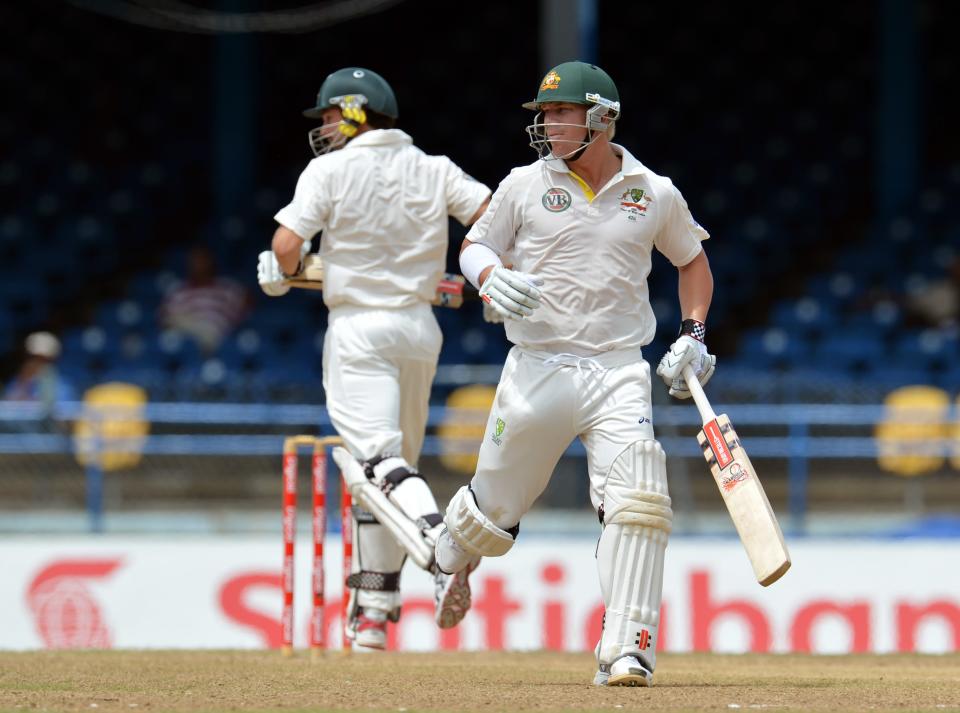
[542,563,565,650]
[896,601,960,651]
[691,570,770,651]
[472,575,522,649]
[790,601,871,652]
[220,573,282,647]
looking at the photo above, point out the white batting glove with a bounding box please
[656,334,716,399]
[482,301,505,324]
[479,266,544,321]
[256,250,290,297]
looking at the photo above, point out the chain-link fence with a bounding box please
[2,389,959,536]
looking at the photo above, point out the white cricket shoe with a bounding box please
[435,525,477,575]
[433,557,479,629]
[606,656,653,687]
[592,640,609,685]
[351,609,387,652]
[433,557,480,629]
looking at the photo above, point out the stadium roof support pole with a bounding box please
[213,0,256,222]
[539,0,597,69]
[877,0,919,219]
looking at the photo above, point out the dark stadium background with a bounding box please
[1,0,958,531]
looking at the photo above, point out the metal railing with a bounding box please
[2,400,958,534]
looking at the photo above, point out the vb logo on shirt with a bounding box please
[491,417,506,446]
[542,187,572,213]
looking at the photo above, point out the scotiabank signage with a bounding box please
[1,537,957,653]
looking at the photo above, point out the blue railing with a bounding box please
[2,401,958,533]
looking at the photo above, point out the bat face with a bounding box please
[701,418,750,492]
[696,414,791,586]
[436,275,465,308]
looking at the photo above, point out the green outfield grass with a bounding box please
[0,651,958,713]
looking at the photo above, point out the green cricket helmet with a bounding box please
[523,61,621,161]
[303,67,398,156]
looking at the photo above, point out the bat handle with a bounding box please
[681,365,717,424]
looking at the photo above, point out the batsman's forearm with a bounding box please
[272,226,305,276]
[677,250,713,322]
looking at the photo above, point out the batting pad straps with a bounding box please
[605,493,673,533]
[445,485,516,557]
[380,466,423,495]
[420,513,444,529]
[459,242,503,290]
[332,447,436,570]
[346,571,401,592]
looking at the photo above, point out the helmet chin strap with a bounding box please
[565,127,600,164]
[526,116,608,163]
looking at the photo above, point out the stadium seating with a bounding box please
[2,2,956,404]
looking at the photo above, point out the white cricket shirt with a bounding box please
[276,129,490,308]
[466,145,708,355]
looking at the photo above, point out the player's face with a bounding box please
[308,106,349,156]
[319,107,344,139]
[540,102,588,156]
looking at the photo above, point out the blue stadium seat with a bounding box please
[894,330,957,371]
[736,327,810,370]
[811,331,886,373]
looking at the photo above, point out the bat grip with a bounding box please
[682,365,717,424]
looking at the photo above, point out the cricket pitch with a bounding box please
[1,651,958,712]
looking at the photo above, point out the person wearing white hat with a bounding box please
[3,332,75,427]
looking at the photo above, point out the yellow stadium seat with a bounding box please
[437,384,496,474]
[875,385,949,476]
[73,382,149,471]
[952,393,960,472]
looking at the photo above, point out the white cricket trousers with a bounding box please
[322,302,442,465]
[470,346,657,529]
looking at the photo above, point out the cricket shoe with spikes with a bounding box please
[433,556,480,629]
[605,655,653,687]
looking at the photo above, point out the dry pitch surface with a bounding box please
[1,651,958,713]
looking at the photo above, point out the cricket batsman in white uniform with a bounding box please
[257,67,490,651]
[434,62,716,685]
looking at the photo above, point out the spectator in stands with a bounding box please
[159,246,250,355]
[905,256,960,331]
[3,331,75,429]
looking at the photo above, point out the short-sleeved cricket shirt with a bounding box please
[466,145,708,355]
[276,129,490,309]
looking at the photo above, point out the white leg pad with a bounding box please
[597,440,672,675]
[444,485,515,557]
[352,514,404,614]
[333,447,437,570]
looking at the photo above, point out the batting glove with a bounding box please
[479,266,544,321]
[482,301,505,324]
[656,335,716,399]
[256,250,290,297]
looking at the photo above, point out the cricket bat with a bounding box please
[682,365,791,586]
[285,254,466,309]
